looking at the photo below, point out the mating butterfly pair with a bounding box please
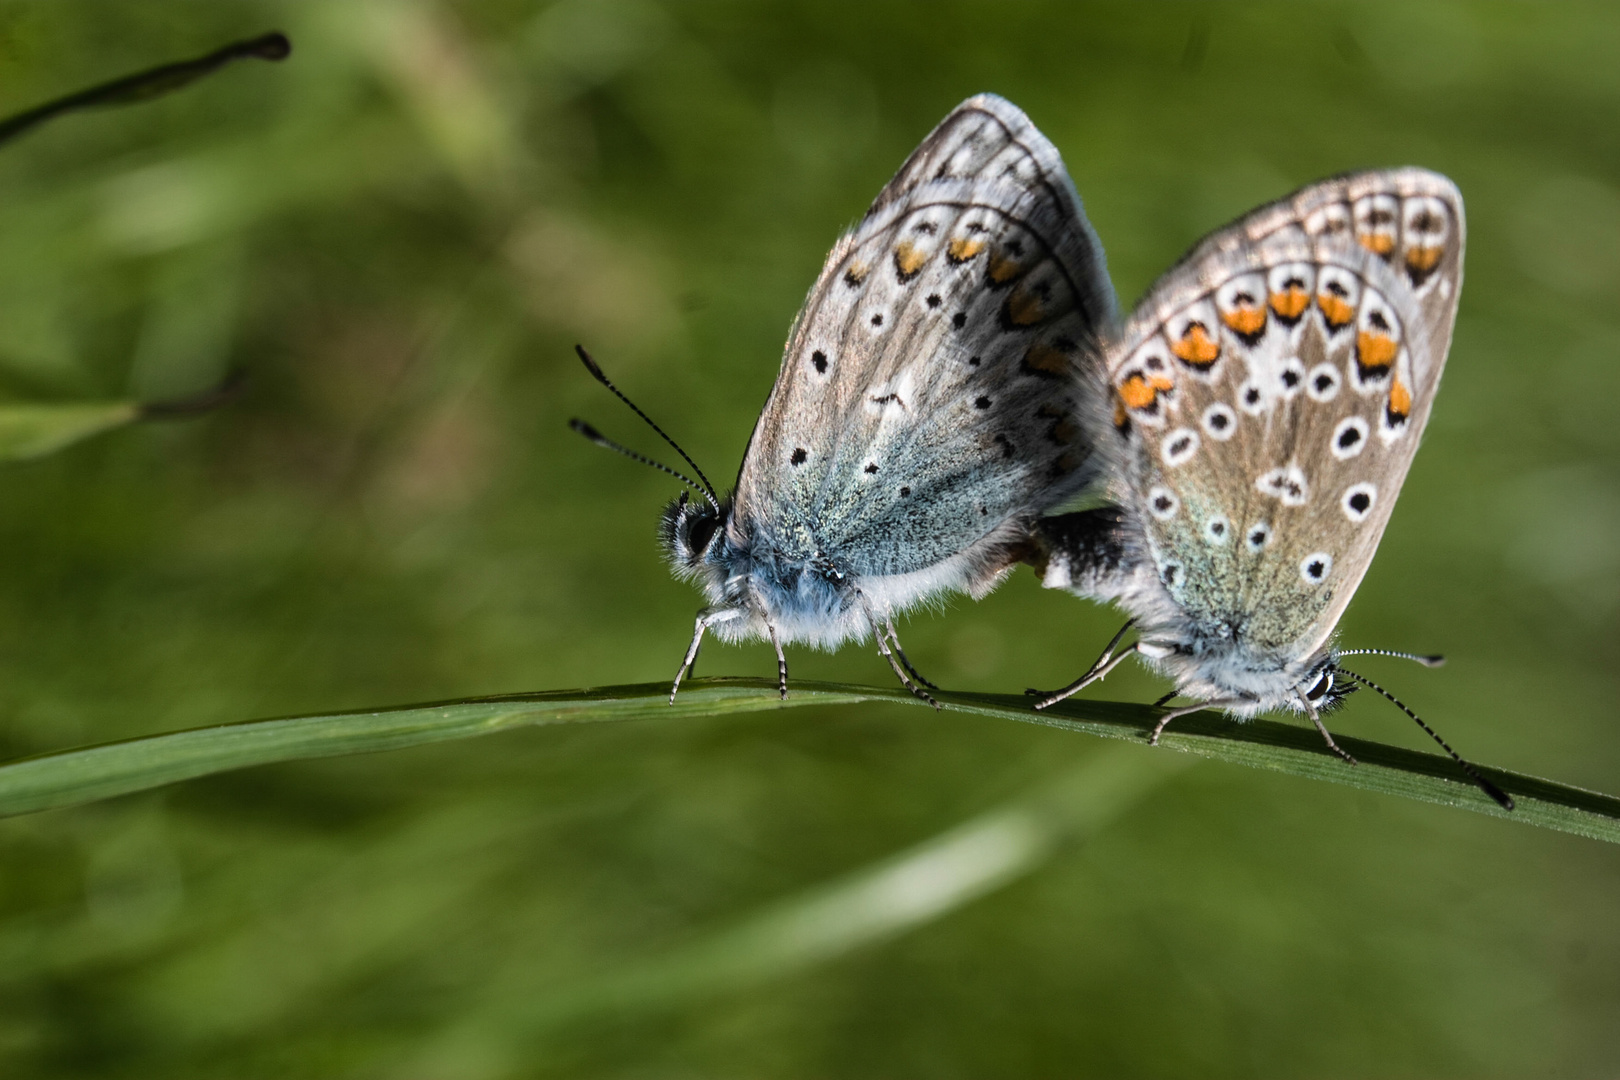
[574,95,1510,809]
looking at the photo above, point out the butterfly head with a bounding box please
[660,491,735,587]
[1301,655,1356,712]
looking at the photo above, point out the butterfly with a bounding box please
[573,94,1117,704]
[1025,169,1514,809]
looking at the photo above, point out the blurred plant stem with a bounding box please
[0,677,1615,841]
[414,743,1184,1069]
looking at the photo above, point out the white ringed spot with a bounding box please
[1147,485,1179,521]
[1159,559,1185,590]
[1300,551,1333,585]
[1331,416,1370,460]
[1204,514,1231,545]
[1306,362,1341,402]
[1245,522,1272,553]
[1256,465,1309,507]
[1277,356,1307,399]
[1238,377,1268,415]
[1202,402,1237,441]
[1342,482,1377,523]
[1161,428,1199,467]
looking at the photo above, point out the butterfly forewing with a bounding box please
[736,95,1118,582]
[1109,169,1463,658]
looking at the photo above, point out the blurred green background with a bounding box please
[0,1,1617,1076]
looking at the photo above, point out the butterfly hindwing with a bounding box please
[735,94,1119,587]
[1108,169,1464,659]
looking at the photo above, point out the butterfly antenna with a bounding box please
[1337,648,1445,667]
[569,419,715,505]
[574,345,719,509]
[0,32,291,148]
[1332,666,1514,811]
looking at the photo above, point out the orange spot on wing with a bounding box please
[1388,375,1412,419]
[1113,397,1129,429]
[1170,322,1220,369]
[844,261,869,286]
[1405,245,1442,272]
[1118,371,1173,412]
[1220,307,1266,338]
[1270,286,1309,321]
[894,241,927,280]
[1357,233,1395,256]
[1022,343,1071,375]
[1006,285,1046,326]
[1318,292,1355,328]
[947,237,985,263]
[1356,331,1398,372]
[1119,374,1157,410]
[987,250,1022,284]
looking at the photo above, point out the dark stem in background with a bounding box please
[138,369,250,420]
[0,31,290,148]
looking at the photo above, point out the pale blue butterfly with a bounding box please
[1024,169,1513,808]
[574,94,1117,704]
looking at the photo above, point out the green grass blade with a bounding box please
[0,401,140,460]
[0,677,1615,843]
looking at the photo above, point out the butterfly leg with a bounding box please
[669,614,709,704]
[670,608,741,704]
[1147,698,1248,745]
[1295,689,1358,765]
[884,618,941,691]
[874,627,941,710]
[768,623,788,700]
[1029,619,1137,710]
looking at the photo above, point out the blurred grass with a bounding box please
[0,2,1616,1077]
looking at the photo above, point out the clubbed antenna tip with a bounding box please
[575,344,608,384]
[1333,666,1514,812]
[1339,648,1445,668]
[243,32,292,61]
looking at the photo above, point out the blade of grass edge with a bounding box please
[0,677,1614,843]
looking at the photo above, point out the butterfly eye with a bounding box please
[1306,671,1334,701]
[685,513,721,557]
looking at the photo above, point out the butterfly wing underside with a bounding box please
[1107,169,1464,659]
[733,94,1118,586]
